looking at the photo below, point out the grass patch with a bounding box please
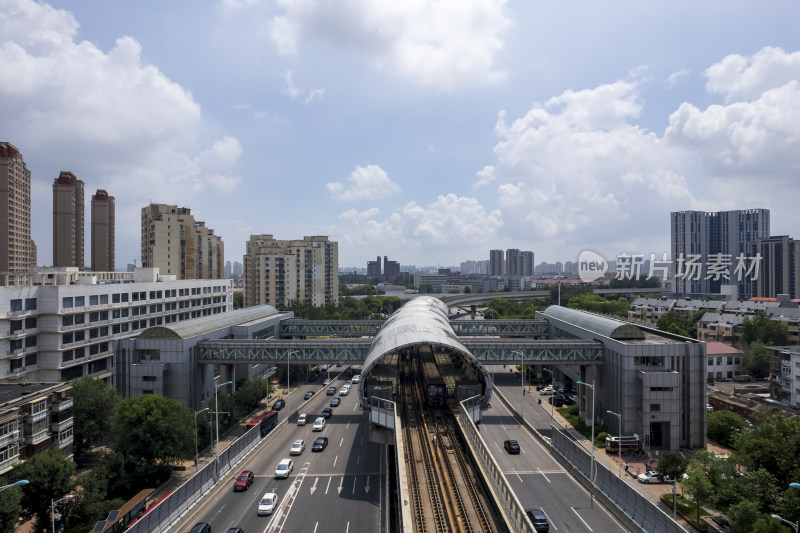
[557,405,607,448]
[661,493,710,531]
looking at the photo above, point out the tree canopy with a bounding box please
[741,311,789,346]
[16,448,75,533]
[72,376,119,456]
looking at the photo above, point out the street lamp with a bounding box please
[607,410,622,477]
[511,350,525,424]
[790,482,800,490]
[51,494,73,533]
[0,479,28,492]
[577,379,596,506]
[772,514,799,533]
[286,349,298,396]
[214,378,232,479]
[194,407,209,470]
[541,368,554,419]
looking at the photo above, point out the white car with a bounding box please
[637,471,661,484]
[258,492,278,515]
[312,417,326,431]
[339,385,350,396]
[538,387,555,396]
[351,375,361,384]
[290,439,305,455]
[323,378,332,386]
[297,413,307,426]
[275,458,293,479]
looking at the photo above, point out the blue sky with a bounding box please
[2,0,799,270]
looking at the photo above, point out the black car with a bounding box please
[312,436,329,452]
[330,397,341,407]
[189,523,212,533]
[271,399,285,411]
[548,395,565,407]
[304,391,314,401]
[321,407,332,418]
[226,529,243,533]
[526,508,549,532]
[503,439,520,454]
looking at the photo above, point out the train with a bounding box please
[419,346,446,407]
[245,409,279,437]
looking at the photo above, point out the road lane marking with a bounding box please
[571,507,591,531]
[357,455,360,465]
[325,477,331,494]
[313,523,318,533]
[538,467,551,483]
[513,468,523,483]
[339,437,344,448]
[310,477,318,495]
[352,475,357,494]
[333,455,338,468]
[346,421,351,429]
[338,476,344,494]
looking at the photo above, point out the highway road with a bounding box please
[177,369,383,533]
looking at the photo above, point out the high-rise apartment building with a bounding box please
[0,143,36,275]
[232,261,243,278]
[754,236,800,299]
[489,249,504,276]
[671,209,770,299]
[367,256,381,278]
[521,251,534,277]
[383,256,400,282]
[506,248,520,276]
[244,235,338,310]
[52,171,84,268]
[91,189,115,272]
[225,261,232,279]
[141,204,224,280]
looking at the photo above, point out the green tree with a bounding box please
[742,341,771,379]
[742,311,789,345]
[682,466,714,525]
[739,468,781,514]
[234,378,270,416]
[111,395,195,469]
[16,448,75,533]
[233,292,243,309]
[655,451,689,489]
[734,412,800,487]
[72,376,119,457]
[656,310,689,336]
[61,470,124,533]
[0,484,23,533]
[707,410,746,447]
[755,516,792,532]
[727,499,761,533]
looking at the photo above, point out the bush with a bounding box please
[595,431,608,448]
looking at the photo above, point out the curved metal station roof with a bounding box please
[542,305,645,340]
[360,296,492,408]
[138,305,279,340]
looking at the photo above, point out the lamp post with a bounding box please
[194,407,209,470]
[577,380,596,507]
[790,482,800,490]
[607,410,622,477]
[511,350,524,424]
[214,379,232,480]
[51,494,73,533]
[0,479,28,492]
[286,349,298,396]
[772,515,799,533]
[541,368,554,419]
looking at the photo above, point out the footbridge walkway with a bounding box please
[279,318,550,338]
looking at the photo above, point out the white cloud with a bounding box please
[0,0,242,264]
[326,165,401,201]
[706,47,800,102]
[267,0,511,91]
[667,68,689,88]
[282,68,324,103]
[305,87,325,103]
[473,165,496,188]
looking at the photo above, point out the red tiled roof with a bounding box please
[706,341,743,355]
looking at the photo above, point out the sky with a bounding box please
[1,0,799,270]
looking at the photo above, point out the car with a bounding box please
[566,394,577,405]
[330,397,341,407]
[323,378,332,386]
[311,436,329,452]
[351,375,361,384]
[525,508,549,532]
[275,458,293,479]
[339,386,350,396]
[233,470,254,491]
[336,362,342,367]
[290,439,305,455]
[321,407,332,418]
[297,413,307,426]
[313,417,326,431]
[326,386,336,395]
[189,524,212,533]
[637,471,662,484]
[304,391,314,401]
[226,529,243,533]
[538,387,555,396]
[308,373,318,382]
[503,440,520,454]
[271,399,285,411]
[548,395,565,407]
[257,492,278,516]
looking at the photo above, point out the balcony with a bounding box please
[0,431,20,449]
[24,430,50,446]
[57,434,73,449]
[52,399,73,412]
[51,418,73,432]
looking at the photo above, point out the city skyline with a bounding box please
[1,1,799,268]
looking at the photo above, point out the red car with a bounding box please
[233,470,254,491]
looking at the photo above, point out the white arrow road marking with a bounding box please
[364,475,371,493]
[338,476,344,495]
[310,477,318,495]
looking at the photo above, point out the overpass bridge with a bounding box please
[196,337,603,364]
[279,318,551,338]
[440,290,550,308]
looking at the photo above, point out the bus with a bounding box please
[246,410,279,437]
[605,435,642,455]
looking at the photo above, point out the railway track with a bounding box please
[401,355,498,533]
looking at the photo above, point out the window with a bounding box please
[89,344,99,355]
[62,350,74,363]
[75,314,85,325]
[89,328,99,339]
[707,357,713,367]
[90,312,99,322]
[24,336,36,348]
[121,293,129,303]
[9,320,22,333]
[717,357,722,365]
[112,293,120,304]
[74,347,85,359]
[100,311,108,320]
[90,295,98,306]
[25,317,36,329]
[62,333,73,344]
[727,371,733,378]
[113,309,120,319]
[10,299,22,312]
[75,296,85,307]
[143,376,157,382]
[112,324,120,334]
[62,297,73,308]
[9,339,22,351]
[727,357,733,365]
[9,359,23,372]
[89,359,107,373]
[100,295,108,304]
[25,353,36,366]
[25,298,36,310]
[74,330,85,342]
[650,404,661,412]
[61,366,83,380]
